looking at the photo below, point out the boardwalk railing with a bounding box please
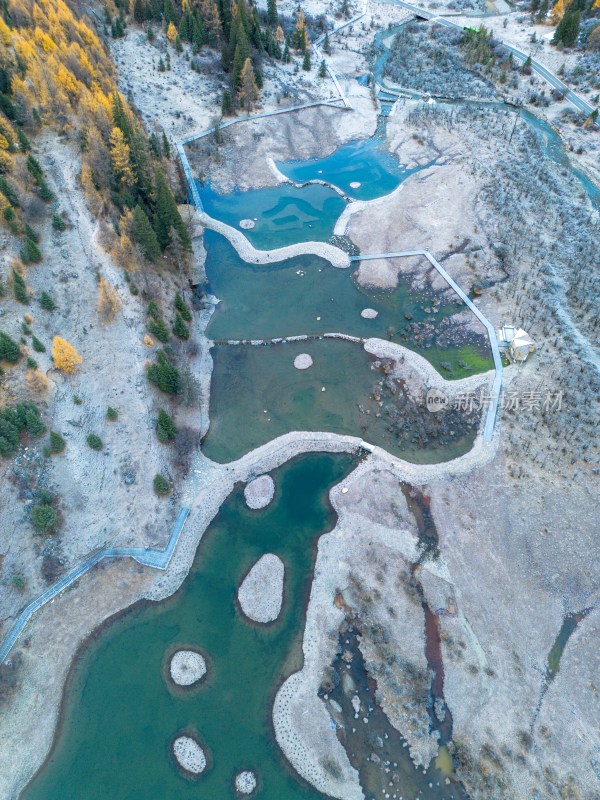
[350,250,503,441]
[0,508,190,664]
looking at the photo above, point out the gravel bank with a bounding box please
[238,554,285,624]
[244,475,275,510]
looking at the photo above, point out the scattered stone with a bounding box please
[244,474,275,509]
[294,353,313,369]
[235,770,257,795]
[238,553,285,623]
[361,308,378,319]
[173,735,206,774]
[239,219,255,229]
[170,650,206,686]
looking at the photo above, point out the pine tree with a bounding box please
[134,0,146,24]
[162,132,171,158]
[153,168,191,252]
[323,32,331,54]
[164,0,177,25]
[173,311,190,339]
[318,59,327,78]
[175,34,183,52]
[39,292,57,312]
[175,292,192,321]
[0,331,20,362]
[156,407,177,441]
[303,48,311,71]
[153,473,171,495]
[221,89,233,115]
[282,39,291,63]
[267,0,277,25]
[12,269,28,304]
[158,56,166,71]
[133,204,161,262]
[233,24,251,89]
[149,316,170,343]
[147,349,180,394]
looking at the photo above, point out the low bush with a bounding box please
[12,269,28,304]
[31,504,57,533]
[174,292,192,322]
[87,433,103,450]
[48,431,66,454]
[107,406,118,421]
[153,473,171,496]
[32,335,46,352]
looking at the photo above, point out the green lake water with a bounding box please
[197,182,346,249]
[202,339,479,464]
[22,454,356,800]
[204,230,492,375]
[276,136,420,201]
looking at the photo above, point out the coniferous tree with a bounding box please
[133,204,161,262]
[156,408,177,441]
[134,0,146,23]
[282,39,291,63]
[318,59,327,78]
[147,349,180,394]
[162,132,171,158]
[173,311,190,339]
[267,0,277,25]
[153,168,191,252]
[175,292,192,321]
[221,89,233,115]
[302,48,311,71]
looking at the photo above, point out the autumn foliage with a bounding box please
[97,277,121,321]
[52,335,81,372]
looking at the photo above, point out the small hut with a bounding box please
[497,324,536,363]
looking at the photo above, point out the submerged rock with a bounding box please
[361,308,379,319]
[173,735,206,774]
[294,353,313,369]
[238,553,284,623]
[244,474,275,510]
[169,650,206,686]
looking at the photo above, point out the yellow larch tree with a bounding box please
[97,277,122,321]
[109,127,134,186]
[240,57,258,111]
[52,336,82,372]
[167,21,178,43]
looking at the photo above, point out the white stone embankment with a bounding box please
[266,156,352,201]
[238,554,285,623]
[194,208,350,269]
[173,735,206,774]
[170,650,206,686]
[244,474,275,509]
[364,337,494,396]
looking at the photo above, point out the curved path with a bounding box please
[0,509,189,664]
[391,0,595,116]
